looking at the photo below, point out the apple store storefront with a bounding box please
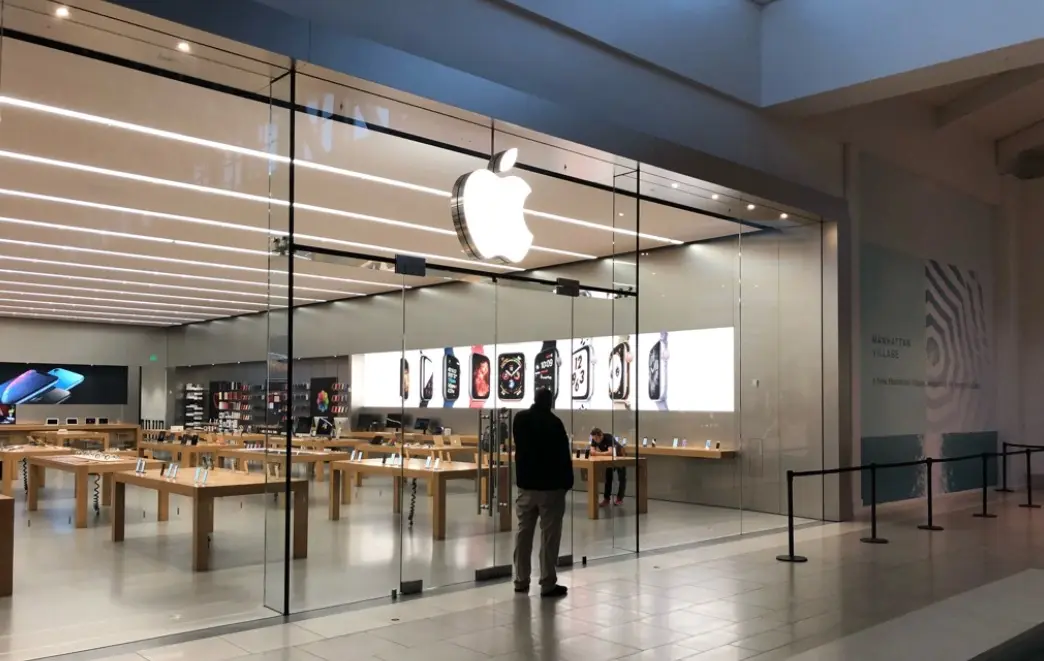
[0,5,834,655]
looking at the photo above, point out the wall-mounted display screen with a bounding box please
[351,328,734,412]
[0,363,128,405]
[0,404,14,424]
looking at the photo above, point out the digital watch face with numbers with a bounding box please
[649,341,663,401]
[420,354,433,401]
[534,347,559,399]
[571,345,592,401]
[443,354,460,401]
[609,341,630,400]
[498,353,525,400]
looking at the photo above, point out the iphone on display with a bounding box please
[498,352,525,400]
[0,370,60,405]
[420,354,434,402]
[571,341,593,401]
[399,358,410,401]
[471,352,491,400]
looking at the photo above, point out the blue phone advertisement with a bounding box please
[0,363,127,406]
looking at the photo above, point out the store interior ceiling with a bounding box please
[0,0,817,328]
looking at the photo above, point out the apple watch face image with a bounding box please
[534,346,559,399]
[571,345,592,401]
[649,341,666,401]
[498,353,525,400]
[609,341,630,400]
[471,353,491,400]
[443,354,460,402]
[399,358,410,401]
[420,354,434,401]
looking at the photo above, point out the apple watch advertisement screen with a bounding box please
[498,353,525,400]
[0,363,127,405]
[351,328,733,411]
[471,354,491,400]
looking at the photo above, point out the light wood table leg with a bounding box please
[102,473,113,506]
[0,495,11,597]
[432,475,446,540]
[26,463,40,511]
[393,476,402,514]
[587,469,600,520]
[292,482,308,559]
[38,466,46,488]
[329,468,341,521]
[157,490,169,522]
[637,462,648,514]
[315,461,325,482]
[74,469,88,528]
[192,496,214,571]
[112,481,125,542]
[341,467,352,504]
[0,458,12,497]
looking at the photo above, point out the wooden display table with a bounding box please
[215,447,351,481]
[328,458,510,540]
[629,445,736,459]
[0,423,141,449]
[136,440,232,467]
[29,430,111,450]
[112,468,308,571]
[27,453,160,528]
[341,431,479,446]
[0,494,11,597]
[0,445,74,496]
[573,455,648,520]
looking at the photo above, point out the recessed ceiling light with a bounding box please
[54,6,70,17]
[0,289,254,313]
[618,212,625,217]
[176,41,191,53]
[711,194,719,200]
[0,311,168,326]
[0,302,197,322]
[780,213,788,219]
[747,204,756,210]
[671,183,679,189]
[0,278,269,307]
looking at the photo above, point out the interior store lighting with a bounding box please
[780,213,789,219]
[0,255,353,296]
[0,95,680,247]
[0,269,322,302]
[0,288,255,313]
[0,311,169,326]
[747,204,756,210]
[0,296,215,319]
[0,302,199,322]
[176,42,191,53]
[54,6,69,17]
[711,194,719,200]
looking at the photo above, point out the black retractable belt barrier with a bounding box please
[860,463,889,544]
[973,453,997,519]
[918,457,944,531]
[998,442,1015,493]
[775,470,808,563]
[1021,447,1041,510]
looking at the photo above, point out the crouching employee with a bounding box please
[512,387,573,598]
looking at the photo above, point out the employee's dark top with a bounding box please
[590,433,623,454]
[513,404,574,491]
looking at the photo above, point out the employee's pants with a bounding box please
[514,488,566,592]
[603,467,626,500]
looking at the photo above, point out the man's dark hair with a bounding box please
[533,387,553,409]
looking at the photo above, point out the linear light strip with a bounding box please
[0,302,198,322]
[0,256,353,295]
[295,232,524,272]
[0,269,320,302]
[0,288,255,313]
[0,311,170,326]
[0,94,680,246]
[0,296,214,319]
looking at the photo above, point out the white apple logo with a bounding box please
[451,148,533,264]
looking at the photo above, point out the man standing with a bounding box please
[589,427,625,507]
[512,387,573,597]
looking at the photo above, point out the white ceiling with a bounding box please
[0,0,805,328]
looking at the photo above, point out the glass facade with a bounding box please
[0,1,829,654]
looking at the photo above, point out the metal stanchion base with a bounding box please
[860,537,889,544]
[1019,504,1041,509]
[972,513,997,518]
[776,554,808,563]
[917,524,944,531]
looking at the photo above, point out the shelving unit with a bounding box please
[180,383,206,429]
[210,381,251,432]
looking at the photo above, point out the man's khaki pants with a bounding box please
[513,488,567,593]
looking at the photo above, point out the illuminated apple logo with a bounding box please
[451,148,533,264]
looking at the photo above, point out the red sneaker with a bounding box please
[599,499,610,508]
[614,498,624,506]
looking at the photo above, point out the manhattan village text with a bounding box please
[870,334,911,360]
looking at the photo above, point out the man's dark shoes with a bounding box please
[540,585,568,598]
[514,583,529,593]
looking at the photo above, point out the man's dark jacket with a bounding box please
[513,404,574,491]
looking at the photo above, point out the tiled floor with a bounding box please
[45,488,1044,661]
[0,468,801,660]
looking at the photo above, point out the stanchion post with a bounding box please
[997,442,1014,492]
[973,452,997,519]
[1020,448,1040,509]
[918,458,944,531]
[776,469,808,563]
[861,463,889,544]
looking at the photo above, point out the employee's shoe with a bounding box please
[513,582,529,594]
[540,585,569,598]
[599,499,610,508]
[614,497,624,506]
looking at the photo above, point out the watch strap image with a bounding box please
[469,344,486,409]
[613,333,632,411]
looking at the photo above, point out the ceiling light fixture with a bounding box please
[0,269,321,302]
[780,213,788,219]
[671,183,679,189]
[176,41,191,53]
[747,204,756,210]
[0,288,255,313]
[0,296,215,319]
[0,96,677,246]
[0,311,169,326]
[526,209,682,245]
[295,233,525,271]
[54,6,69,17]
[0,302,198,322]
[711,194,719,200]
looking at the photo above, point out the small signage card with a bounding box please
[425,456,432,469]
[705,439,712,450]
[672,438,679,448]
[433,458,441,470]
[134,458,146,474]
